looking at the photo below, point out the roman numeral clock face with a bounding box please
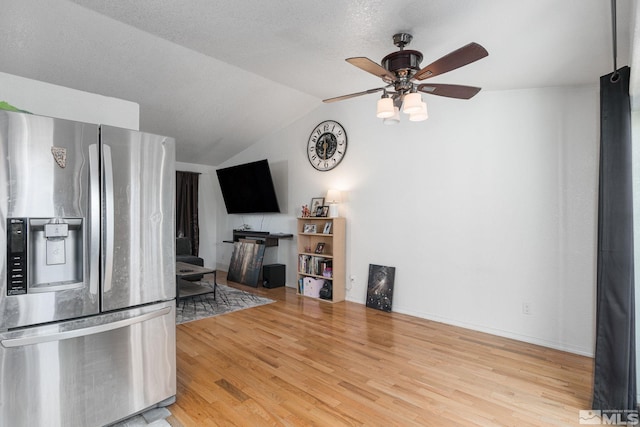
[307,120,347,171]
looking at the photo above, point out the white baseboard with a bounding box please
[345,297,594,357]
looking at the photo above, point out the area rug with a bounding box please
[176,283,274,324]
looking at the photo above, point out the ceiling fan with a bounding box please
[323,33,488,115]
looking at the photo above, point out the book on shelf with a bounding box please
[298,255,332,277]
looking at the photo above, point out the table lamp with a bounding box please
[326,189,341,218]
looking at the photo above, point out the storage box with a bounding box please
[302,277,325,298]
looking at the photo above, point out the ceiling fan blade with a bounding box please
[323,87,384,103]
[413,42,488,81]
[417,84,482,99]
[346,57,396,83]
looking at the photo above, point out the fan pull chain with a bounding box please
[610,0,619,82]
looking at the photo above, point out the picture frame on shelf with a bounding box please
[323,221,332,234]
[310,197,324,215]
[303,223,317,233]
[320,206,329,217]
[315,242,325,254]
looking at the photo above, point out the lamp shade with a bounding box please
[376,97,395,118]
[326,189,341,203]
[409,101,428,122]
[402,92,422,114]
[326,189,341,218]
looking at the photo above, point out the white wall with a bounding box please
[215,85,599,356]
[0,72,139,129]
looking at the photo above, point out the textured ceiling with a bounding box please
[0,0,634,165]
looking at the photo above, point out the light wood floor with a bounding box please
[168,273,593,426]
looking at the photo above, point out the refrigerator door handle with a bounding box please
[0,306,172,348]
[102,144,114,292]
[89,143,100,295]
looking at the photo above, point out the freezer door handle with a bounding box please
[102,144,114,292]
[0,306,172,348]
[88,144,100,295]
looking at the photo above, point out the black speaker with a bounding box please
[262,264,285,288]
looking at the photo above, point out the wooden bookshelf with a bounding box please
[296,217,345,302]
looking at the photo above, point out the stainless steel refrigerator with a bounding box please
[0,110,176,426]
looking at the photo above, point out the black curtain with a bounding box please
[176,171,200,256]
[592,66,636,412]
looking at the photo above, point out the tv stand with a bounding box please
[224,229,293,287]
[229,229,293,247]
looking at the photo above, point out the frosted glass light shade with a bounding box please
[402,92,422,114]
[376,97,395,118]
[383,107,400,125]
[409,102,428,122]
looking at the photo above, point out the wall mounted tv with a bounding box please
[216,159,281,214]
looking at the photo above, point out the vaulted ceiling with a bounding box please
[0,0,634,165]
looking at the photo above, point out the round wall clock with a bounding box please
[307,120,347,171]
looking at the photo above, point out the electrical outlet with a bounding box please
[522,302,533,315]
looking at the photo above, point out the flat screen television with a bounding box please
[216,159,281,214]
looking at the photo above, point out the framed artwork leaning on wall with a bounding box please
[366,264,396,312]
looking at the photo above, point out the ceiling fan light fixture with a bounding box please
[402,92,422,114]
[409,101,428,122]
[383,107,400,125]
[324,35,488,125]
[376,97,395,118]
